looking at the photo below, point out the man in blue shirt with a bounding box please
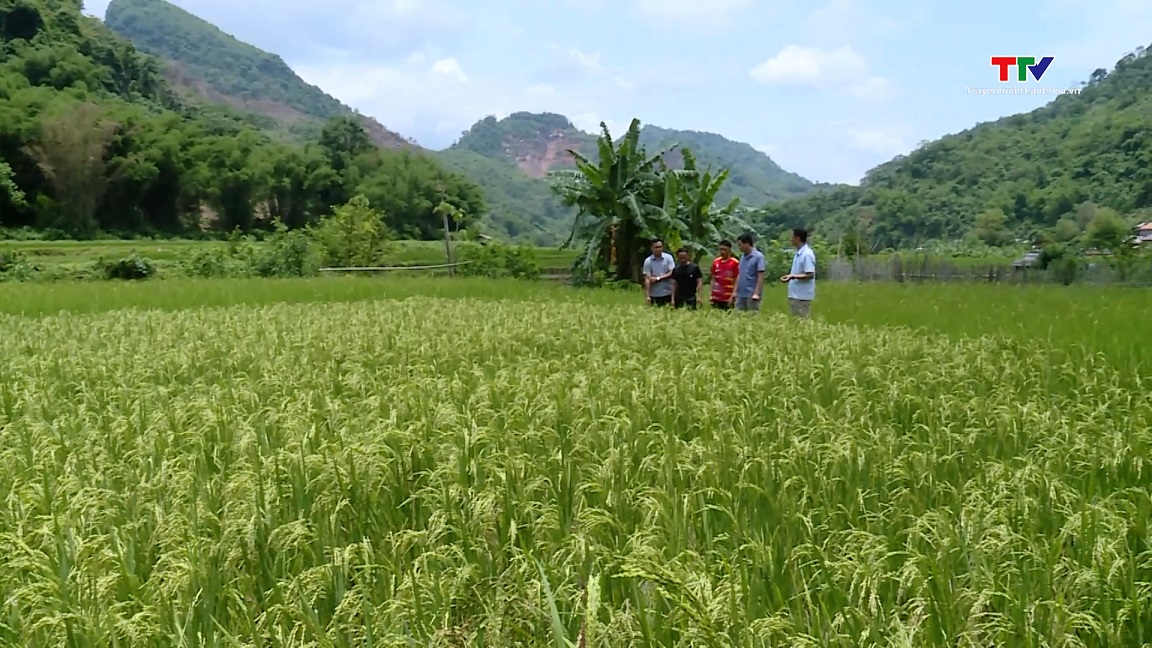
[733,233,765,311]
[780,227,816,318]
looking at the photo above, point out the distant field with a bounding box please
[0,239,581,272]
[1,275,1146,372]
[1,275,1148,644]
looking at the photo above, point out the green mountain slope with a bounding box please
[103,0,411,148]
[0,0,482,241]
[434,149,573,245]
[448,112,815,207]
[761,45,1152,249]
[443,112,817,243]
[638,125,815,205]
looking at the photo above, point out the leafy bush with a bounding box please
[98,254,157,280]
[1038,243,1079,285]
[251,223,320,277]
[457,241,540,279]
[310,195,391,268]
[176,223,320,278]
[0,248,37,281]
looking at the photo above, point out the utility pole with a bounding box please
[435,180,456,277]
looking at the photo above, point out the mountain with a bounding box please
[102,0,412,149]
[0,0,482,240]
[441,112,818,243]
[760,45,1152,250]
[637,126,814,204]
[448,112,815,207]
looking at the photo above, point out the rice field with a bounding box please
[0,278,1149,646]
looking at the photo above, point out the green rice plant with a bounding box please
[0,294,1149,646]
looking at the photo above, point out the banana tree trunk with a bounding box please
[615,219,649,284]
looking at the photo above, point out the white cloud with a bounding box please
[431,57,467,81]
[570,113,622,136]
[632,0,753,25]
[294,56,631,148]
[570,49,602,72]
[844,126,908,156]
[749,44,891,99]
[804,0,916,44]
[750,44,864,85]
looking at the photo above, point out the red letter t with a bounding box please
[990,56,1017,82]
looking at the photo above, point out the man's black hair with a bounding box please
[737,233,754,245]
[718,239,732,248]
[651,238,664,246]
[792,228,808,243]
[676,246,690,255]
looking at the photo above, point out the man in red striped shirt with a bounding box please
[709,240,740,310]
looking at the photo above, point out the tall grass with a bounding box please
[1,297,1148,645]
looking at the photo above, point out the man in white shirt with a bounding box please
[779,227,816,318]
[642,238,676,306]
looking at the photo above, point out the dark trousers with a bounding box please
[674,296,698,310]
[711,300,731,310]
[650,295,672,307]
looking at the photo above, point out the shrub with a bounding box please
[98,254,156,280]
[310,195,391,268]
[458,241,541,279]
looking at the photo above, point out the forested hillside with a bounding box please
[442,112,817,243]
[103,0,411,148]
[637,126,814,204]
[449,112,814,206]
[761,44,1152,249]
[434,148,573,245]
[0,0,482,239]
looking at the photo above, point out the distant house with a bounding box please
[1136,222,1152,245]
[1013,250,1041,269]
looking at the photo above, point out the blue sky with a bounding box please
[83,0,1150,185]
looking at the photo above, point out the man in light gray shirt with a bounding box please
[642,238,675,307]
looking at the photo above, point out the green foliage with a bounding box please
[309,195,390,268]
[435,148,572,245]
[448,113,815,245]
[176,226,320,278]
[762,44,1152,249]
[0,160,24,207]
[104,0,346,120]
[972,207,1013,247]
[454,112,589,159]
[0,0,485,243]
[457,241,541,280]
[550,118,752,284]
[98,253,156,279]
[1037,243,1080,285]
[638,125,814,204]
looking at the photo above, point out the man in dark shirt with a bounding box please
[671,247,703,309]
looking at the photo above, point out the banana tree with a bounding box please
[673,148,750,264]
[548,118,678,283]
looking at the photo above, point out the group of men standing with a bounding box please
[641,229,816,318]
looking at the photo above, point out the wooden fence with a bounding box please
[826,256,1152,286]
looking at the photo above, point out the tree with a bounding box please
[24,102,119,236]
[319,116,374,173]
[972,207,1013,246]
[549,118,679,283]
[309,194,391,267]
[841,207,875,258]
[1084,207,1139,280]
[0,161,24,207]
[673,148,749,265]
